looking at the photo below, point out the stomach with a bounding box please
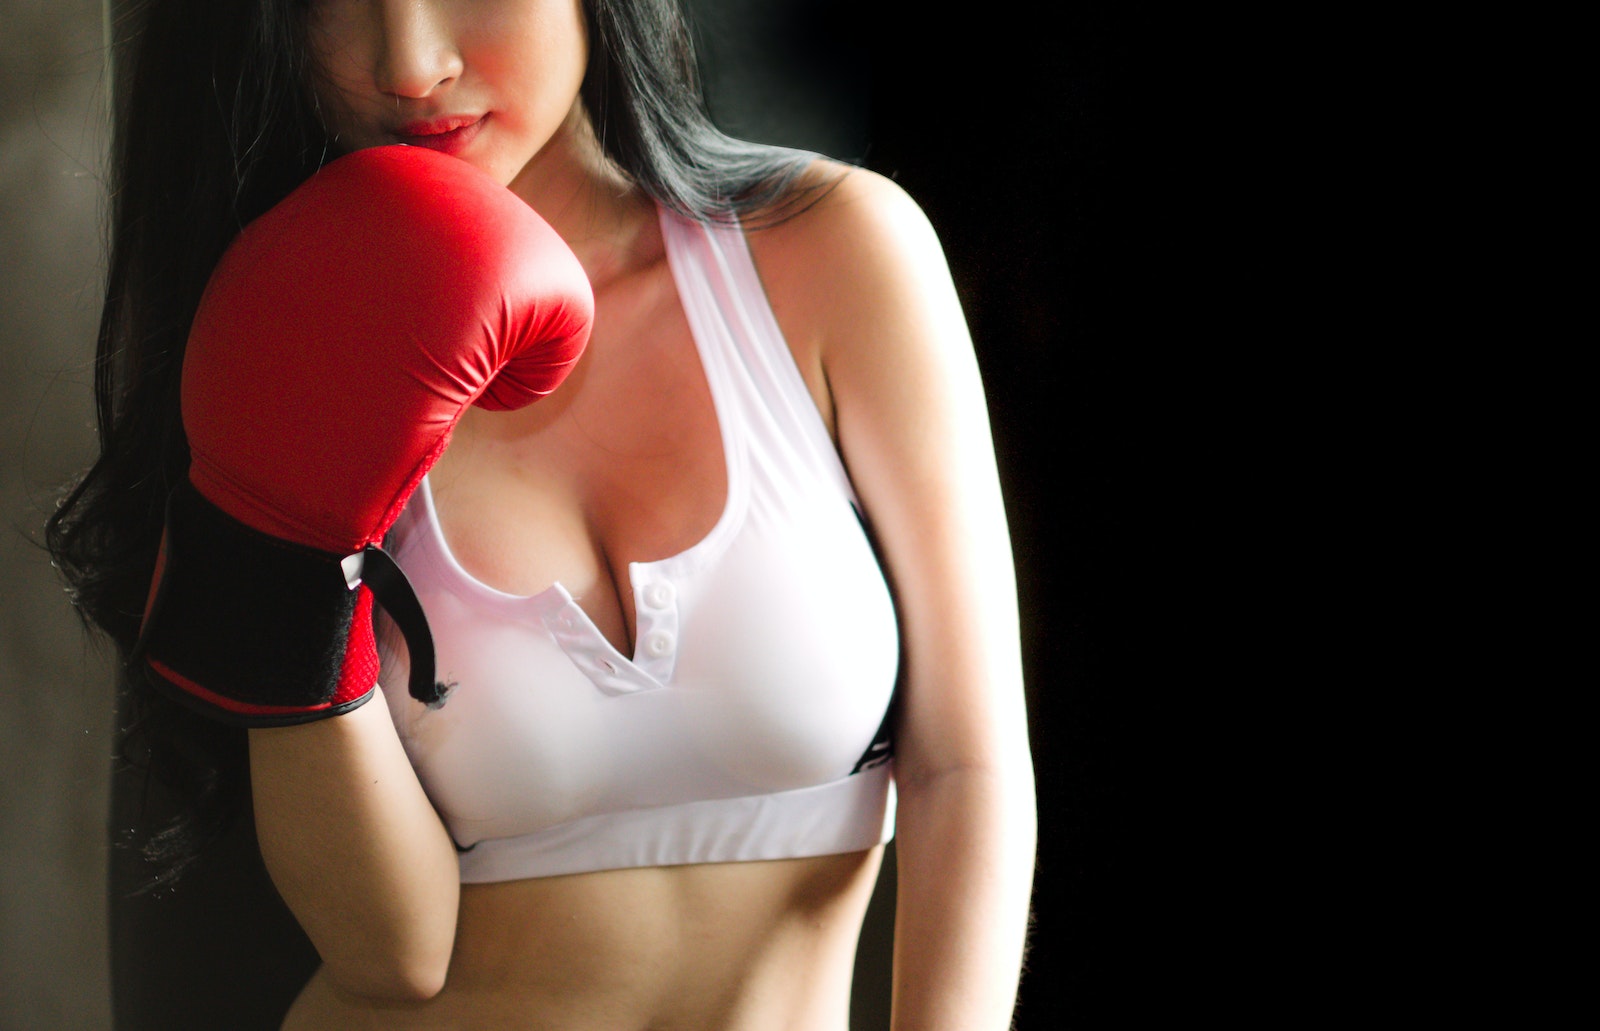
[280,847,884,1031]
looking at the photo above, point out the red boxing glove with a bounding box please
[135,146,592,725]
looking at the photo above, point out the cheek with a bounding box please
[486,3,588,112]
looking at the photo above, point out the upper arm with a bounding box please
[752,166,1032,790]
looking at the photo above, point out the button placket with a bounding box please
[633,576,681,682]
[539,593,659,696]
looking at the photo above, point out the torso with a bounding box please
[286,847,883,1030]
[286,181,885,1029]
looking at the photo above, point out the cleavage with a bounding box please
[425,275,726,659]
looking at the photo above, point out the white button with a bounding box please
[643,631,675,658]
[643,582,675,609]
[558,612,576,629]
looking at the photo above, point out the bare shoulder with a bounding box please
[745,159,965,436]
[747,159,950,334]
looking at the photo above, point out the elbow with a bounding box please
[330,948,452,1005]
[898,756,1038,830]
[317,912,458,1005]
[373,953,450,1004]
[371,967,449,1006]
[896,752,1035,800]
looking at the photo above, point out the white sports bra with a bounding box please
[376,206,900,883]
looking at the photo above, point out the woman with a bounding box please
[50,0,1036,1026]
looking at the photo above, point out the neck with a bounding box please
[509,101,659,289]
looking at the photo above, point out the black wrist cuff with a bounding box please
[133,480,444,727]
[135,480,363,725]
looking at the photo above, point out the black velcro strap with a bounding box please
[135,481,361,724]
[355,546,450,707]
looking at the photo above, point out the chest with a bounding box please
[425,257,727,655]
[374,213,902,858]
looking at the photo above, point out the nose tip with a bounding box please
[379,48,463,99]
[375,5,463,99]
[378,47,463,100]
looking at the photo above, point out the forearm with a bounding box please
[250,696,460,1001]
[892,763,1038,1031]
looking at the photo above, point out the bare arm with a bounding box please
[760,165,1038,1029]
[249,694,460,1002]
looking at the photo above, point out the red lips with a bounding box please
[395,114,487,155]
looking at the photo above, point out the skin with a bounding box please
[253,1,1036,1028]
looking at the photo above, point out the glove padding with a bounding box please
[135,146,593,726]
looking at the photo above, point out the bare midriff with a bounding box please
[281,846,883,1031]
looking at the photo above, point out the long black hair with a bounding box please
[48,0,816,891]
